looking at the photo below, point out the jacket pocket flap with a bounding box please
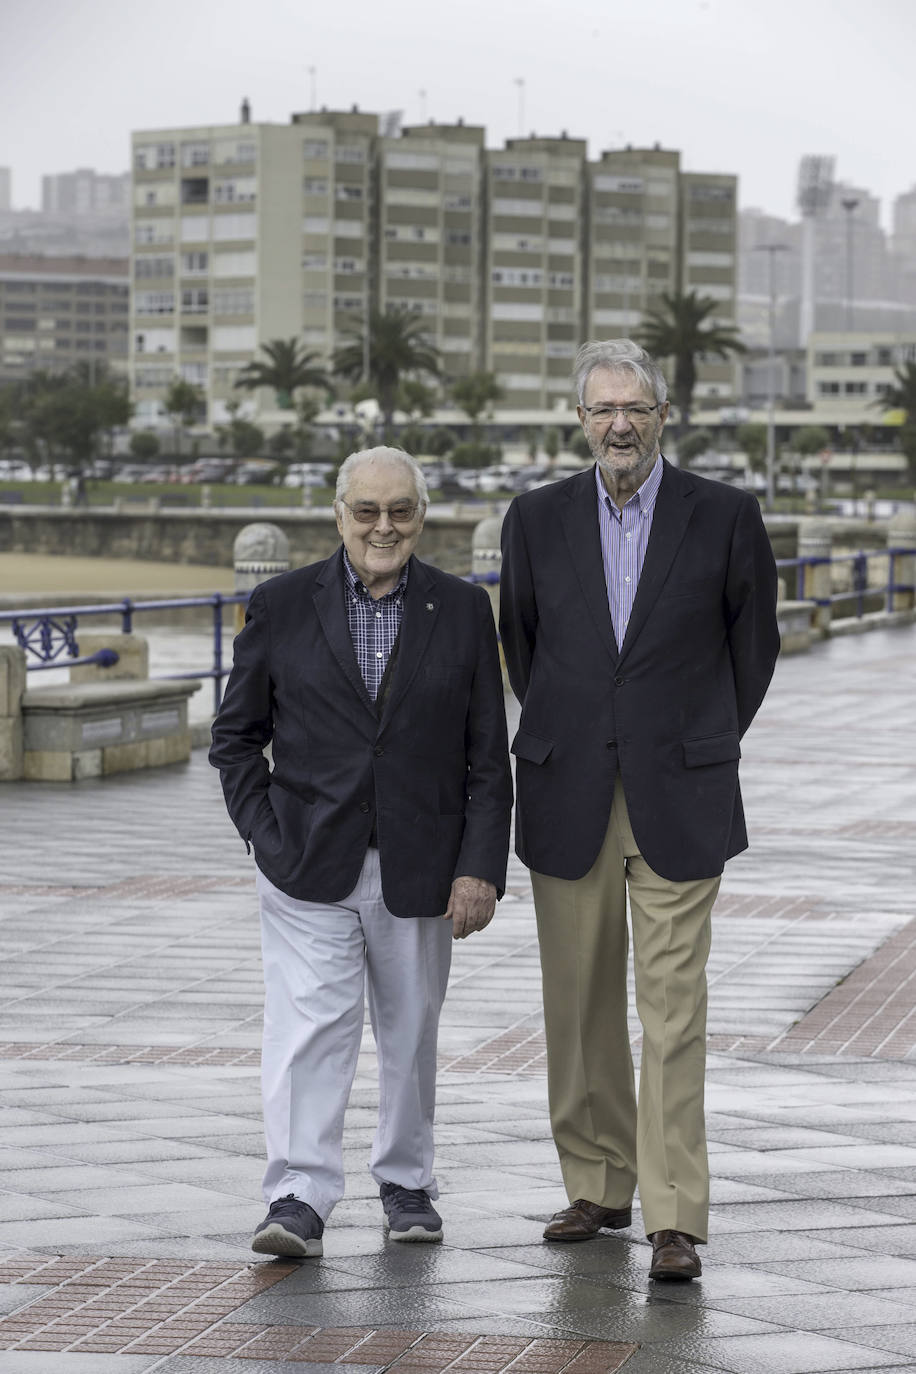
[511,730,554,765]
[683,732,741,768]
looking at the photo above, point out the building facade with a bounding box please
[0,254,129,383]
[130,109,740,425]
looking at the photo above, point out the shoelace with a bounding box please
[385,1186,432,1213]
[268,1194,308,1217]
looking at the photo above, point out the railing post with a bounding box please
[212,596,224,714]
[796,517,833,635]
[887,511,916,612]
[233,523,291,633]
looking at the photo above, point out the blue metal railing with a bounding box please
[0,593,248,714]
[776,546,915,619]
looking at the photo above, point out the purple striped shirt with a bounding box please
[595,456,663,648]
[343,550,408,700]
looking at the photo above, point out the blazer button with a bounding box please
[605,739,616,749]
[614,676,625,686]
[374,746,384,757]
[359,801,370,813]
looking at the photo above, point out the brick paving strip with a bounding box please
[0,1254,637,1369]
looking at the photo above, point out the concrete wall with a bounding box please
[0,507,487,577]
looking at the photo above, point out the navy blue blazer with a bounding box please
[210,548,512,917]
[499,460,780,883]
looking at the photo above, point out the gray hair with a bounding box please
[572,339,668,406]
[334,445,429,509]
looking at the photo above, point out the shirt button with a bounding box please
[359,801,370,813]
[376,611,382,619]
[625,531,633,540]
[624,575,631,583]
[376,651,383,659]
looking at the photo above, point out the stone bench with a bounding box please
[21,677,200,781]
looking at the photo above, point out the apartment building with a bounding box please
[0,254,128,383]
[807,330,916,418]
[680,171,740,403]
[42,169,131,217]
[130,108,739,424]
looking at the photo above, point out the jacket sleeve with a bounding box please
[498,497,538,704]
[453,588,513,894]
[725,494,781,738]
[208,585,278,847]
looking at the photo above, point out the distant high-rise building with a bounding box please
[0,254,129,382]
[0,168,11,213]
[129,108,740,424]
[41,168,130,217]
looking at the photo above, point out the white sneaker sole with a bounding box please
[251,1222,323,1257]
[386,1223,443,1243]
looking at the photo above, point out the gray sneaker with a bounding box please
[380,1182,443,1242]
[251,1194,323,1257]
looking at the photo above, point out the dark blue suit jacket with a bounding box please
[499,460,780,883]
[210,548,512,917]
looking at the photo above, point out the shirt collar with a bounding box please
[594,454,664,519]
[343,548,410,601]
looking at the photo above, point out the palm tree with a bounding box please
[333,305,441,435]
[235,338,334,410]
[637,291,746,434]
[871,360,916,484]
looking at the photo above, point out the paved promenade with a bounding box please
[0,626,914,1373]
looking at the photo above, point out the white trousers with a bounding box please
[256,849,453,1220]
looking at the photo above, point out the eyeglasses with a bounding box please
[340,499,421,524]
[581,404,660,424]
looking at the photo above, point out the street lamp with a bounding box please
[753,242,789,511]
[841,197,859,330]
[514,78,525,137]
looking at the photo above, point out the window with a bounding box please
[333,220,364,239]
[688,251,734,268]
[303,216,330,234]
[386,263,437,279]
[133,328,175,354]
[304,178,329,195]
[212,250,255,277]
[336,183,363,201]
[818,381,840,395]
[212,324,257,350]
[135,256,174,279]
[444,230,471,244]
[303,140,329,159]
[180,216,210,243]
[491,302,543,321]
[335,143,366,164]
[386,187,441,207]
[386,152,439,171]
[212,213,256,240]
[850,352,868,366]
[844,381,867,394]
[492,268,543,287]
[303,252,328,270]
[212,287,253,315]
[547,237,575,253]
[135,183,176,208]
[214,177,256,204]
[334,256,363,272]
[303,290,328,309]
[135,291,175,315]
[492,198,544,218]
[214,139,257,165]
[134,142,175,170]
[182,142,210,168]
[181,251,209,275]
[816,351,839,366]
[333,294,364,312]
[594,175,643,193]
[135,365,172,386]
[181,178,210,205]
[444,194,471,210]
[180,362,208,383]
[689,185,733,202]
[135,220,173,246]
[549,272,575,288]
[181,288,209,314]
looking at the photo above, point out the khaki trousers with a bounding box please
[531,775,720,1242]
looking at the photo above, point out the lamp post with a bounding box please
[753,242,789,511]
[841,196,859,330]
[514,78,525,137]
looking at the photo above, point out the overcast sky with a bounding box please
[1,0,911,226]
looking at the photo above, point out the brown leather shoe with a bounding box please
[648,1230,702,1280]
[543,1198,632,1242]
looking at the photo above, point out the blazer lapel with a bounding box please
[617,459,696,662]
[312,549,377,718]
[560,468,618,662]
[378,557,438,724]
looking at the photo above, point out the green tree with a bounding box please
[736,422,767,481]
[333,305,441,435]
[871,360,916,483]
[398,378,439,454]
[676,427,715,469]
[544,426,560,462]
[450,371,503,435]
[129,430,161,463]
[164,377,204,457]
[234,338,334,410]
[637,291,746,433]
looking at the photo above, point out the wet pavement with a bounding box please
[0,626,914,1372]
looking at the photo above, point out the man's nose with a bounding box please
[610,409,632,432]
[373,508,395,532]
